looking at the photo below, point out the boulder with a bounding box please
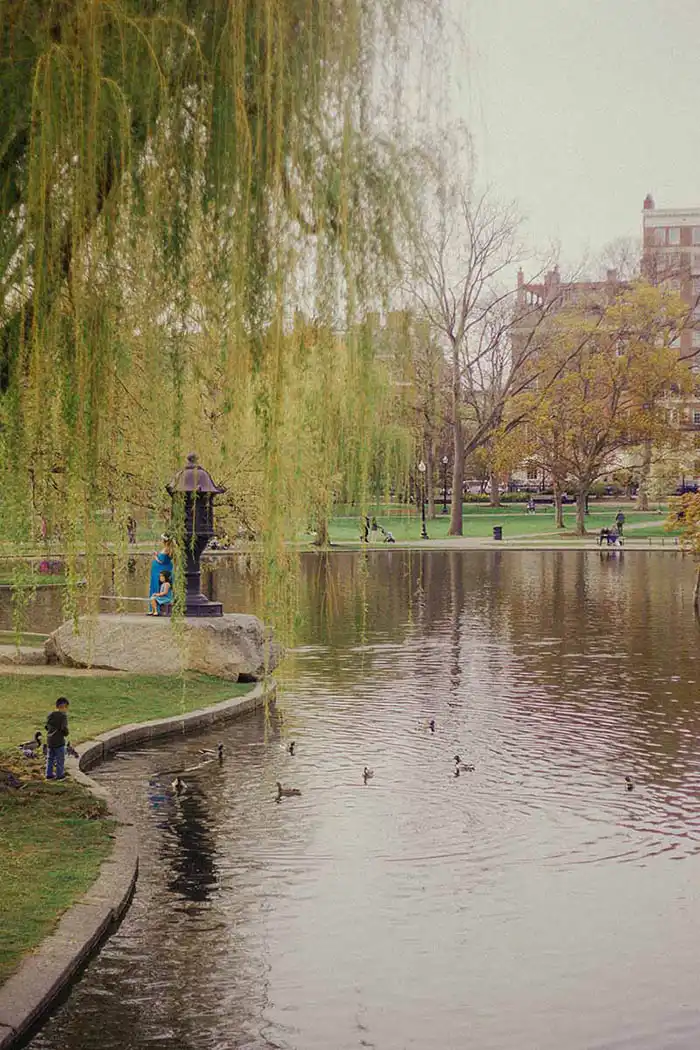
[45,613,281,680]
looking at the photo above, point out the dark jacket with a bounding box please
[45,710,69,749]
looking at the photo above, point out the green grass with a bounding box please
[0,673,253,983]
[0,777,113,983]
[0,631,48,648]
[322,505,677,544]
[0,673,253,749]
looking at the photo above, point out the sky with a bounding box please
[450,0,700,270]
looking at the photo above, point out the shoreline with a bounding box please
[0,678,275,1050]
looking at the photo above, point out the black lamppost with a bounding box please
[442,455,449,514]
[167,452,226,617]
[418,459,428,539]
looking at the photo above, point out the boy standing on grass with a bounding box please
[45,696,70,780]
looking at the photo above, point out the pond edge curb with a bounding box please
[0,678,275,1049]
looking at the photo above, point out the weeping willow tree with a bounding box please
[0,1,439,632]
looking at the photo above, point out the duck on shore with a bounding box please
[18,731,42,757]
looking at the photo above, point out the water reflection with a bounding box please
[27,551,700,1050]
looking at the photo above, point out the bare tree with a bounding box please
[403,172,556,534]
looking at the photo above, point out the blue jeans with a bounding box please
[46,745,66,779]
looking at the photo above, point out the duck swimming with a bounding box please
[288,741,296,756]
[276,781,301,800]
[198,743,225,762]
[363,767,374,783]
[454,755,475,773]
[429,720,436,733]
[625,776,634,791]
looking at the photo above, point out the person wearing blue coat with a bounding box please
[149,535,173,598]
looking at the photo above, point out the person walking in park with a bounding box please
[149,570,173,615]
[615,509,626,536]
[45,697,70,780]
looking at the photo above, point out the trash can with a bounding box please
[493,525,503,541]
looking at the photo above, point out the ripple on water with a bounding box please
[27,551,700,1050]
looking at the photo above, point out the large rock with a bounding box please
[45,613,281,680]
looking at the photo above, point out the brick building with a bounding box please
[642,194,700,429]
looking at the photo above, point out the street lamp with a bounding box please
[418,460,429,539]
[166,452,226,616]
[441,455,449,515]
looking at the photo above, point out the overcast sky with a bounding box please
[451,0,700,269]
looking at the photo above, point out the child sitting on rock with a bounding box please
[148,570,173,616]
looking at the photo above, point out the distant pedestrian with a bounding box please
[45,697,70,781]
[615,510,625,536]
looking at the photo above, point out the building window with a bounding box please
[670,336,681,348]
[668,227,681,245]
[693,277,700,297]
[692,331,700,347]
[693,228,700,245]
[526,463,538,480]
[694,411,700,425]
[653,227,666,246]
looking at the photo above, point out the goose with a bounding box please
[171,776,187,794]
[18,731,42,757]
[276,781,301,800]
[288,741,296,756]
[625,776,634,791]
[454,755,475,773]
[363,766,374,783]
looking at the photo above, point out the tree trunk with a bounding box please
[426,443,436,519]
[312,517,329,547]
[449,374,463,536]
[489,472,501,507]
[575,488,588,535]
[637,440,652,512]
[553,481,564,528]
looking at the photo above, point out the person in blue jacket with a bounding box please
[149,534,173,598]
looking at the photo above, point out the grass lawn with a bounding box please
[0,673,253,984]
[0,630,48,648]
[323,504,677,544]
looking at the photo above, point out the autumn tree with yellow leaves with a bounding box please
[522,282,689,535]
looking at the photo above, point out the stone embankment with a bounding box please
[0,679,274,1049]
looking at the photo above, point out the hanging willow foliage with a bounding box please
[0,0,440,634]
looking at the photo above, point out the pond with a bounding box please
[27,550,700,1050]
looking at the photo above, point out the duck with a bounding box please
[198,743,225,762]
[625,776,634,791]
[363,766,374,783]
[429,719,436,733]
[288,741,296,756]
[18,731,42,757]
[276,781,301,800]
[171,776,187,794]
[454,755,475,773]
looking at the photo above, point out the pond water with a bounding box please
[27,550,700,1050]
